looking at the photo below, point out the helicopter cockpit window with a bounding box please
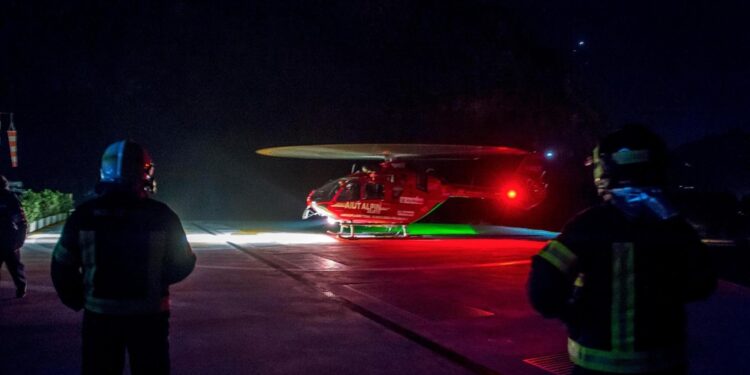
[364,183,384,200]
[311,179,342,201]
[337,180,360,202]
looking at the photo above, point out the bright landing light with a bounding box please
[26,232,336,246]
[187,232,337,245]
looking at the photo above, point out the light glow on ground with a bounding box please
[25,232,338,246]
[26,233,61,245]
[188,232,338,245]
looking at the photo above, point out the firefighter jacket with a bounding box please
[51,192,196,315]
[528,202,716,374]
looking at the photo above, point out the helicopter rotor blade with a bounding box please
[256,144,529,160]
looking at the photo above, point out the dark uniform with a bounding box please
[0,185,28,298]
[528,125,717,374]
[51,139,195,375]
[529,203,716,374]
[52,192,195,374]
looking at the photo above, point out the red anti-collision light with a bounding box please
[506,189,518,199]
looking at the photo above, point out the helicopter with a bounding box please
[256,144,548,238]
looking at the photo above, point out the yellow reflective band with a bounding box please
[574,273,585,287]
[611,242,635,352]
[538,240,578,274]
[85,295,170,315]
[626,246,635,352]
[568,339,685,373]
[79,231,97,301]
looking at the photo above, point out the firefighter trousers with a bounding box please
[0,248,25,291]
[82,310,170,375]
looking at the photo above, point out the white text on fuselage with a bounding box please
[399,196,424,205]
[333,202,389,214]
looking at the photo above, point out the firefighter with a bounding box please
[528,125,716,375]
[0,175,28,298]
[51,140,196,374]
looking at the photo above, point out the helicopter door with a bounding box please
[364,180,385,201]
[361,178,391,219]
[336,179,361,202]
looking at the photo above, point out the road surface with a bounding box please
[1,221,748,374]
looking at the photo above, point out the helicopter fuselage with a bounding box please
[304,160,545,226]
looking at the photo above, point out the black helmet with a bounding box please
[592,125,667,193]
[99,140,156,195]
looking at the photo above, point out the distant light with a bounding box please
[578,40,585,46]
[544,150,555,160]
[506,190,518,199]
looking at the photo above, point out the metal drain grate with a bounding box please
[523,352,573,375]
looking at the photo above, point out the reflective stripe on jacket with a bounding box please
[52,192,195,315]
[528,203,716,374]
[568,338,685,374]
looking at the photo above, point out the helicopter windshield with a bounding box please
[310,179,342,202]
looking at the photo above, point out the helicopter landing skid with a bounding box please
[333,223,410,239]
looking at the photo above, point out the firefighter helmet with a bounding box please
[100,140,156,194]
[592,125,667,193]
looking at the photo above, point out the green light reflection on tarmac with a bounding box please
[356,223,478,236]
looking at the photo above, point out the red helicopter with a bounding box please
[256,144,547,237]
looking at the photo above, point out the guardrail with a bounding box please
[28,212,69,233]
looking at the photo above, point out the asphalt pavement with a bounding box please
[0,221,748,375]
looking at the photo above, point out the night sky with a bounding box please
[0,1,747,220]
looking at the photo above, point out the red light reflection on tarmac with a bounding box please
[317,237,547,273]
[339,238,546,253]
